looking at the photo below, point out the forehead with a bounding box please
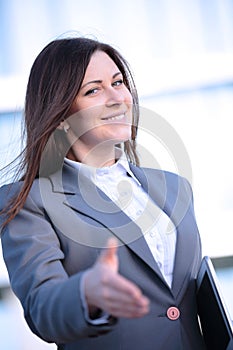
[83,51,120,80]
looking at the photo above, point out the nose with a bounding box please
[105,86,125,107]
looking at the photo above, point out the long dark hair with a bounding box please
[1,36,140,228]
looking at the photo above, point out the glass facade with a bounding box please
[0,0,233,348]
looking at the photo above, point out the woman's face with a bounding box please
[67,50,133,149]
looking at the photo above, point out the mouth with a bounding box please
[101,113,126,121]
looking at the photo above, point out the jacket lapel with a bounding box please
[49,163,198,296]
[66,192,163,278]
[129,164,199,298]
[49,164,163,278]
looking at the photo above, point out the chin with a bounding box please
[109,126,132,141]
[109,131,132,144]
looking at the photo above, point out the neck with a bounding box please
[67,142,117,168]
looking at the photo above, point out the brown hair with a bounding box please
[1,36,140,228]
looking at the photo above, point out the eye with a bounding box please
[112,79,124,87]
[84,88,99,96]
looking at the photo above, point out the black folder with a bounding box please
[196,256,233,350]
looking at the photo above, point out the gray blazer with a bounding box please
[0,163,206,349]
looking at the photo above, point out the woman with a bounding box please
[0,37,206,349]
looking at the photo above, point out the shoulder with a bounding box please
[0,181,23,207]
[0,178,48,213]
[142,165,189,181]
[130,164,192,194]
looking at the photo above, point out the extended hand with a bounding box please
[83,238,150,319]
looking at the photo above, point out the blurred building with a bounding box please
[0,0,233,348]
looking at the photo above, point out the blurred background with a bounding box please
[0,0,233,348]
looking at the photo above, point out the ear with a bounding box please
[57,120,70,133]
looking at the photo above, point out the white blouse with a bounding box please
[65,150,176,287]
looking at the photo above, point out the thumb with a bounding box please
[98,238,119,271]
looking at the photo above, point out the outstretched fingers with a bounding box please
[84,237,150,318]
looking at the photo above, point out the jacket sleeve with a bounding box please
[0,183,115,344]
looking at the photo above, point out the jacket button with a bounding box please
[166,306,180,320]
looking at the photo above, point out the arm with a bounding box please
[0,185,113,343]
[83,238,149,319]
[0,184,149,344]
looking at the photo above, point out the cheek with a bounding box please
[70,100,105,120]
[68,107,105,138]
[67,114,92,138]
[125,89,133,105]
[69,101,86,115]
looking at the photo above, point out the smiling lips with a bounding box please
[101,113,127,121]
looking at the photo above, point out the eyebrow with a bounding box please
[80,72,122,90]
